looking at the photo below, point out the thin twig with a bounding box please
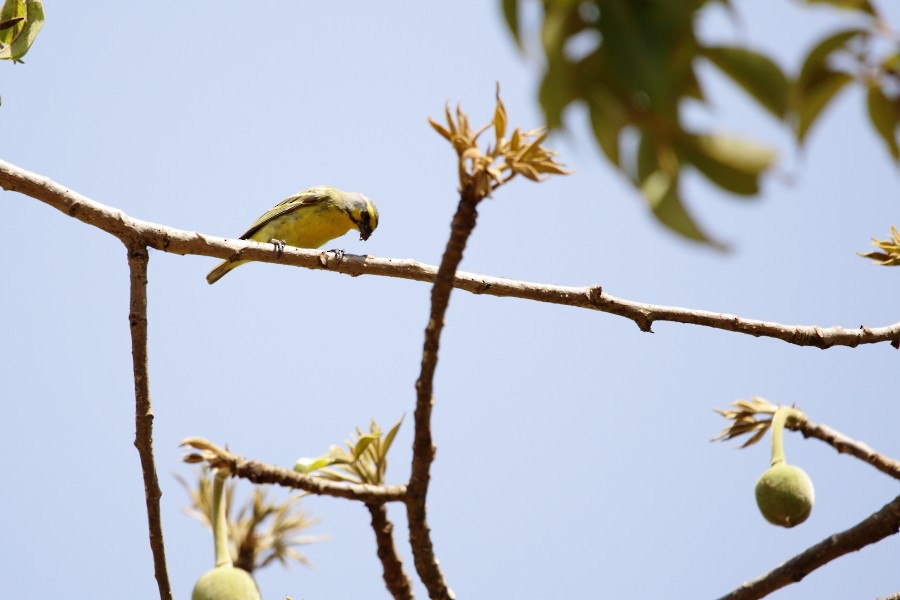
[789,418,900,480]
[1,158,897,350]
[718,493,900,600]
[127,243,172,600]
[367,503,415,600]
[181,438,407,503]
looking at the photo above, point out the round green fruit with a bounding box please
[755,463,815,528]
[192,565,261,600]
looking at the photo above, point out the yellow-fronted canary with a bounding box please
[207,186,379,284]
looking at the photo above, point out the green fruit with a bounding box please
[755,463,815,528]
[192,566,261,600]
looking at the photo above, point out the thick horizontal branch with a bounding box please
[181,438,406,504]
[718,493,900,600]
[2,158,898,349]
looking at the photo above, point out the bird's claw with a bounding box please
[269,238,286,258]
[328,248,345,263]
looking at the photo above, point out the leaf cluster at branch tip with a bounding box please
[712,396,806,448]
[859,225,900,266]
[294,416,404,486]
[429,86,571,200]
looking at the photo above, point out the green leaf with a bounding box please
[636,131,659,184]
[0,16,23,31]
[501,0,521,49]
[293,456,336,474]
[866,84,900,161]
[641,170,671,209]
[598,0,699,115]
[352,433,379,460]
[0,0,43,61]
[588,90,626,166]
[677,133,775,196]
[539,53,574,129]
[700,134,776,174]
[682,67,705,102]
[537,6,585,129]
[316,468,362,483]
[679,146,756,195]
[792,29,865,143]
[540,5,576,61]
[802,0,876,16]
[702,45,789,118]
[794,69,853,143]
[797,28,865,90]
[0,0,24,46]
[356,459,377,485]
[883,53,900,75]
[381,416,404,458]
[641,171,721,247]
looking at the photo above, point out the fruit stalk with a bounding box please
[212,468,232,568]
[770,407,794,466]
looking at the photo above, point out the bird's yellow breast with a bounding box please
[246,203,356,249]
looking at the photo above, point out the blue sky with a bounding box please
[1,2,899,599]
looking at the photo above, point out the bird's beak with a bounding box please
[358,223,373,241]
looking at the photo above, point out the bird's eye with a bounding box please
[359,210,370,225]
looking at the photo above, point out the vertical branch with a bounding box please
[127,243,172,600]
[407,190,480,600]
[367,503,415,600]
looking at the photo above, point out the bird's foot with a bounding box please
[328,248,345,263]
[269,238,286,257]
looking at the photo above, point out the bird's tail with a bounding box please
[206,259,246,285]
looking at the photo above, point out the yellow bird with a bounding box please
[206,185,379,284]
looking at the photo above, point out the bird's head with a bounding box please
[345,193,379,241]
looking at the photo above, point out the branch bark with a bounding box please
[127,243,172,600]
[406,191,481,600]
[368,503,415,600]
[2,158,897,350]
[181,438,407,503]
[790,418,900,480]
[718,493,900,600]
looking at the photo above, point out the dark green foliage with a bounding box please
[502,0,899,244]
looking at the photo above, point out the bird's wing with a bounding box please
[239,187,335,240]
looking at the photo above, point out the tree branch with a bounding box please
[789,418,900,480]
[405,191,480,600]
[127,243,172,600]
[181,438,407,504]
[718,493,900,600]
[367,503,415,600]
[2,158,897,350]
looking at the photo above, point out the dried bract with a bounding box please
[429,88,571,200]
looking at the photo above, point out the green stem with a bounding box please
[211,469,232,568]
[770,407,801,467]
